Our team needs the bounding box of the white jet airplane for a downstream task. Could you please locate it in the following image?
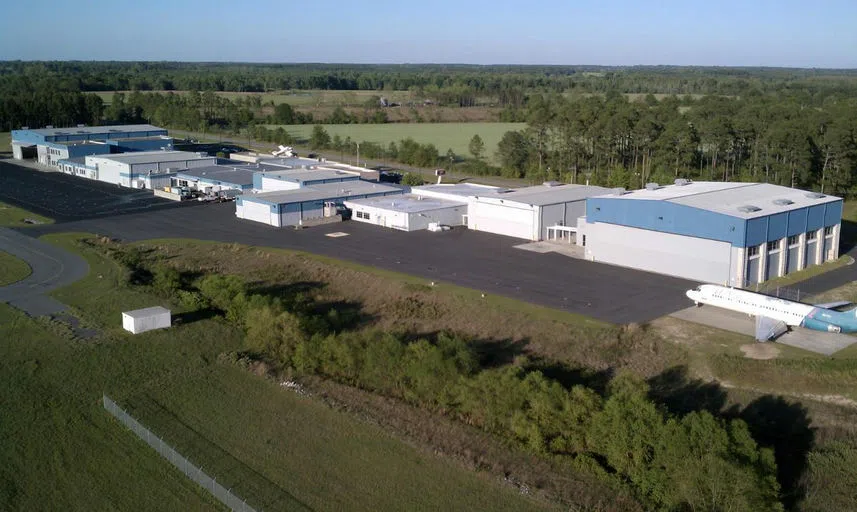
[686,284,854,341]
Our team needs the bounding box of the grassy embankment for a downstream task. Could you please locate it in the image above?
[267,122,525,166]
[0,201,53,227]
[0,251,31,286]
[0,232,553,511]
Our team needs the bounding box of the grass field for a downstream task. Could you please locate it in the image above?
[0,251,31,286]
[87,89,417,107]
[0,201,54,227]
[0,131,10,152]
[0,232,551,511]
[268,122,526,165]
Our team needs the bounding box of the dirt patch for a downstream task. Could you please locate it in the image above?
[740,343,780,360]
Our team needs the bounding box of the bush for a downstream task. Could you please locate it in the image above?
[151,265,183,297]
[401,173,425,186]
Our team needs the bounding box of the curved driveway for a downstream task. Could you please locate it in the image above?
[0,228,89,316]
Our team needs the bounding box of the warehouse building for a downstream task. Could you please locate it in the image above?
[253,168,361,191]
[236,181,404,227]
[344,194,468,231]
[174,165,257,192]
[10,124,169,166]
[84,151,216,188]
[465,183,610,241]
[411,183,503,202]
[580,180,843,285]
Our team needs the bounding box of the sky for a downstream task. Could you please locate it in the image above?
[1,0,855,68]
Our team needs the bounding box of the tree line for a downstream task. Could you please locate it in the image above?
[495,92,857,196]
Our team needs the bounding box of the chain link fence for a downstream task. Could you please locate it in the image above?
[103,394,257,512]
[752,283,804,302]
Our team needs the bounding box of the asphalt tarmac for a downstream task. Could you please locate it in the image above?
[25,202,698,324]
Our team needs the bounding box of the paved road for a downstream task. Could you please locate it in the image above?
[0,228,89,315]
[24,203,697,324]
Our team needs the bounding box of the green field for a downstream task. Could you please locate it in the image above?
[0,131,10,152]
[269,122,526,164]
[0,201,53,227]
[0,233,549,511]
[0,251,31,286]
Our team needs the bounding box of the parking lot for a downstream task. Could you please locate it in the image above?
[0,159,188,222]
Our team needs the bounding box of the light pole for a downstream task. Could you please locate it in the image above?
[356,142,360,167]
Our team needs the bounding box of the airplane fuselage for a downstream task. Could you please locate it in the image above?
[686,284,857,334]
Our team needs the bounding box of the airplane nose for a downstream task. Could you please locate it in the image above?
[686,290,698,301]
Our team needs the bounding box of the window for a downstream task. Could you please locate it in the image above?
[788,235,799,246]
[767,240,780,252]
[747,246,760,257]
[807,231,817,240]
[824,226,834,237]
[355,211,370,220]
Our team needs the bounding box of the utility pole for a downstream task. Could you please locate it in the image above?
[356,142,360,167]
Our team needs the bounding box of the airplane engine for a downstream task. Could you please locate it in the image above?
[802,317,842,333]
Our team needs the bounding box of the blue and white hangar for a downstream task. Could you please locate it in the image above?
[579,180,842,286]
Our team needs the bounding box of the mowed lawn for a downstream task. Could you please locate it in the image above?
[0,233,549,512]
[0,200,53,227]
[0,251,31,286]
[270,122,526,164]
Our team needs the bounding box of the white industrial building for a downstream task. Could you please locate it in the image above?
[122,306,172,334]
[580,180,843,285]
[344,194,468,231]
[84,151,216,188]
[236,181,405,227]
[253,168,361,191]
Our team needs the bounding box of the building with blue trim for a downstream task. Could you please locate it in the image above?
[83,151,217,188]
[236,181,405,227]
[11,124,171,168]
[578,180,842,286]
[174,165,257,192]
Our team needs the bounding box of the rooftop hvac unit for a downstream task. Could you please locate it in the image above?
[805,192,826,199]
[674,178,691,186]
[644,182,661,190]
[543,181,562,187]
[611,187,628,195]
[772,198,794,206]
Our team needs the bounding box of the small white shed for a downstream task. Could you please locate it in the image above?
[122,306,172,334]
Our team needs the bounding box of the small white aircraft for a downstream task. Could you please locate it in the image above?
[686,284,854,341]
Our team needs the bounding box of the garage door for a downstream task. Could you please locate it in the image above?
[239,200,273,225]
[805,240,818,266]
[468,202,535,240]
[588,222,733,284]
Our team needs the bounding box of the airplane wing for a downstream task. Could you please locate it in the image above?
[755,315,788,341]
[813,300,852,310]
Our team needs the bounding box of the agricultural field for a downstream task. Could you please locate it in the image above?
[0,251,31,286]
[270,122,526,165]
[0,233,552,511]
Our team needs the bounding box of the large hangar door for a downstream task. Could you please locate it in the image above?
[746,258,761,285]
[469,202,535,240]
[765,250,782,280]
[240,201,272,225]
[805,240,818,266]
[787,245,800,273]
[588,223,733,284]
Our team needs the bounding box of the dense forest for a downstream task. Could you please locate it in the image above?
[1,61,856,195]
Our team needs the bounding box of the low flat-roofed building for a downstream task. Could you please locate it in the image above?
[236,181,404,227]
[411,183,504,201]
[253,168,361,191]
[174,165,257,192]
[580,180,843,285]
[85,150,216,188]
[344,194,468,231]
[11,124,168,165]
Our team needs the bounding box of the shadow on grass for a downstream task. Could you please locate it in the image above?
[173,308,220,325]
[526,359,613,395]
[839,219,857,255]
[646,365,815,509]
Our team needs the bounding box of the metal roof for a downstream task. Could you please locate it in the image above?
[260,169,359,183]
[122,306,171,318]
[175,165,257,186]
[89,150,212,165]
[246,181,404,205]
[602,181,841,219]
[344,194,466,213]
[480,184,612,206]
[28,124,164,136]
[412,183,504,198]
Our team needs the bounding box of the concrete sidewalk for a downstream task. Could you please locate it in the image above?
[0,228,89,315]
